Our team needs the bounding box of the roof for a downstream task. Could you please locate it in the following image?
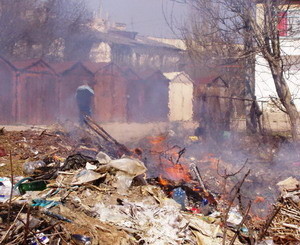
[0,56,17,71]
[12,59,56,74]
[91,29,182,51]
[51,61,109,74]
[195,76,218,85]
[82,61,108,74]
[163,72,182,80]
[163,71,194,84]
[51,61,94,76]
[122,67,141,81]
[95,62,124,75]
[195,75,228,87]
[51,61,76,74]
[12,59,41,70]
[135,36,182,50]
[144,70,169,82]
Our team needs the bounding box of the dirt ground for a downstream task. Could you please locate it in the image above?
[0,121,198,143]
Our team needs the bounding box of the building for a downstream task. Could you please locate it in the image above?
[164,72,194,121]
[255,0,300,131]
[0,57,17,124]
[88,29,185,72]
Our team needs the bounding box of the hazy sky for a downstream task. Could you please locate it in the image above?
[88,0,188,38]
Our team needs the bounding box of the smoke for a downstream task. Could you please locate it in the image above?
[101,0,188,37]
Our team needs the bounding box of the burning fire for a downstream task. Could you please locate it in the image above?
[164,164,192,182]
[148,135,192,183]
[148,135,167,145]
[158,175,170,186]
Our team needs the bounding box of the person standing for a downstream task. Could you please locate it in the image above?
[76,81,94,125]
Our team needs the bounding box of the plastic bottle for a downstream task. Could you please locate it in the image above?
[18,180,48,195]
[71,234,92,245]
[23,160,46,175]
[172,187,187,208]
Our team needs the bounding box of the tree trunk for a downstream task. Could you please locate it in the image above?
[270,63,300,140]
[244,15,261,134]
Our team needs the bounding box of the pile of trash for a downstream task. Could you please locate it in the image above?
[1,121,299,244]
[0,150,243,244]
[262,177,300,243]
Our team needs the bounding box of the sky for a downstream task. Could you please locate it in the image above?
[87,0,188,38]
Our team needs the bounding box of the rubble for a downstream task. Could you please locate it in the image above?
[261,177,300,243]
[0,124,299,244]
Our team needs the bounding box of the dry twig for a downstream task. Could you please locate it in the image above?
[0,203,26,244]
[258,205,281,241]
[222,170,251,245]
[229,201,252,245]
[7,150,14,223]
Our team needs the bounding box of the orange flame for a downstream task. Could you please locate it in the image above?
[148,135,192,183]
[164,164,192,182]
[158,175,170,186]
[148,135,167,145]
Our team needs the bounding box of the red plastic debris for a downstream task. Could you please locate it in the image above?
[188,207,201,214]
[0,148,6,157]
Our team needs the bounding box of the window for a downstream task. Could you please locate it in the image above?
[278,12,288,36]
[278,9,300,37]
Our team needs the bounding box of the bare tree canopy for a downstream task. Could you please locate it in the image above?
[0,0,89,59]
[182,0,300,140]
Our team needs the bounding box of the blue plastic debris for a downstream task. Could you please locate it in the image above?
[201,198,209,206]
[31,199,60,209]
[43,210,72,223]
[240,227,249,233]
[172,187,187,208]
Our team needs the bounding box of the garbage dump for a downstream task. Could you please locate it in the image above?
[0,122,299,244]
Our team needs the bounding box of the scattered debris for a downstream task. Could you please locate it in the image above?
[23,160,46,175]
[261,177,300,243]
[0,125,299,244]
[276,177,299,194]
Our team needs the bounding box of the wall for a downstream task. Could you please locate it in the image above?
[58,64,95,123]
[93,64,128,122]
[255,54,300,110]
[89,41,184,73]
[0,59,197,125]
[89,42,112,63]
[168,73,194,121]
[260,101,291,132]
[0,59,16,124]
[17,72,58,124]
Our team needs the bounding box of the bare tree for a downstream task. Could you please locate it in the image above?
[0,0,89,60]
[0,0,38,55]
[34,0,89,59]
[182,0,300,140]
